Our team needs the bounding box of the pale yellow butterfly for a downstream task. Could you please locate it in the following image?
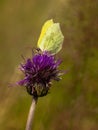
[37,19,64,54]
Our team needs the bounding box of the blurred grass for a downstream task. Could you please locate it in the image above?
[0,0,98,130]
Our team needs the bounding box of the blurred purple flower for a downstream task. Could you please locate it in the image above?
[18,49,63,97]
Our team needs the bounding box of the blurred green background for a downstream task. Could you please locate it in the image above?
[0,0,98,130]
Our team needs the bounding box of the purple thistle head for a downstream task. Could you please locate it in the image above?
[18,49,63,97]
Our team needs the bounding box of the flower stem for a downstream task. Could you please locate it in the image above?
[25,97,38,130]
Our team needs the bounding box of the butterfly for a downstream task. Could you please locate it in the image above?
[37,19,64,55]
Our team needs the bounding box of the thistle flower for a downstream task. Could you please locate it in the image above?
[18,50,62,97]
[17,19,64,98]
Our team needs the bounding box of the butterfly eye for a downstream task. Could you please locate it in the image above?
[36,48,41,52]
